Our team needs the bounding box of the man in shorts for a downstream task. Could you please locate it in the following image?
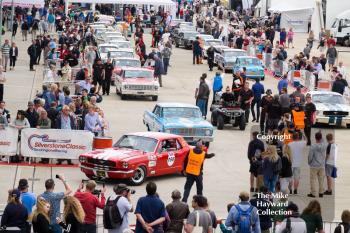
[288,132,306,194]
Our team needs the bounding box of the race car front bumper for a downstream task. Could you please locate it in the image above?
[80,165,134,179]
[315,115,350,127]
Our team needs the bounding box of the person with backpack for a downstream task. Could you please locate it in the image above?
[225,191,261,233]
[74,180,106,233]
[184,195,213,233]
[104,184,133,233]
[275,202,307,233]
[334,210,350,233]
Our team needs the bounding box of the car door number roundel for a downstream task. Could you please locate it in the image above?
[167,151,175,166]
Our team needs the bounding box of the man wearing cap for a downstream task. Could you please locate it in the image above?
[182,140,215,203]
[40,174,72,233]
[74,180,106,233]
[275,202,307,233]
[166,190,190,233]
[25,101,39,128]
[107,184,133,233]
[18,179,36,233]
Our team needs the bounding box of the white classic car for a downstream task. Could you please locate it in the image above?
[116,67,159,101]
[310,91,350,127]
[98,44,119,62]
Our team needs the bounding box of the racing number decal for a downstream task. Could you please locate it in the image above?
[167,151,175,166]
[148,155,157,167]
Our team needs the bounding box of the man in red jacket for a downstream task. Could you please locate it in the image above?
[74,180,106,233]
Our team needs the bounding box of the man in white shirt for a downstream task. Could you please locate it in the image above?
[275,203,307,233]
[339,61,348,80]
[324,133,337,195]
[108,184,133,233]
[288,132,306,195]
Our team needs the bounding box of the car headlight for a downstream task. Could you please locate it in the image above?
[205,129,212,136]
[122,84,128,90]
[154,85,159,90]
[79,156,87,163]
[316,110,321,115]
[122,161,128,168]
[165,129,171,133]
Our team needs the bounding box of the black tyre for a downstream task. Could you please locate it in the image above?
[175,42,179,48]
[217,115,224,130]
[129,166,146,185]
[345,38,350,47]
[204,142,210,148]
[211,113,217,126]
[239,115,246,130]
[233,118,239,127]
[152,96,158,101]
[121,94,127,100]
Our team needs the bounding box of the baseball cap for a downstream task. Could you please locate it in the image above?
[113,183,128,194]
[18,179,29,189]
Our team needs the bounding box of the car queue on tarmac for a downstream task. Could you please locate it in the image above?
[0,0,350,233]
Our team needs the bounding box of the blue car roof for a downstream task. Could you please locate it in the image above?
[157,103,199,108]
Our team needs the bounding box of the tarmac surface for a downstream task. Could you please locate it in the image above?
[0,29,350,230]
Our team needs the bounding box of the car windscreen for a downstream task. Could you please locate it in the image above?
[116,42,131,48]
[224,51,247,58]
[124,70,153,79]
[99,46,116,53]
[115,60,141,67]
[114,135,158,153]
[238,58,261,66]
[107,37,124,41]
[109,51,134,58]
[183,32,198,38]
[205,40,223,46]
[312,94,346,105]
[162,107,202,118]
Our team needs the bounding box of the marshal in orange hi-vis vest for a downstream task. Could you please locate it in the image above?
[185,149,205,176]
[292,110,305,130]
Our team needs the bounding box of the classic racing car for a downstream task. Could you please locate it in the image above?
[79,132,191,185]
[210,92,246,130]
[115,67,159,101]
[143,103,214,146]
[215,48,247,72]
[309,91,350,127]
[173,30,200,49]
[111,57,141,85]
[233,56,265,80]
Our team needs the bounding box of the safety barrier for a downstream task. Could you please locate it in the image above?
[0,128,94,162]
[43,67,81,82]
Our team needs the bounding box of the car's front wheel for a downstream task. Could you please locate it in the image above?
[129,166,146,185]
[121,94,127,100]
[152,96,158,101]
[217,115,224,130]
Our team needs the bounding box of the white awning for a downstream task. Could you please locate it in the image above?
[2,0,45,8]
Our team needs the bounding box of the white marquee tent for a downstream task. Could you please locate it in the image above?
[267,0,323,35]
[65,0,176,16]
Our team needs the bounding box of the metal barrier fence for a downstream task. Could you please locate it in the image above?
[0,212,342,233]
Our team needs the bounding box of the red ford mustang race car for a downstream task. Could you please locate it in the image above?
[79,132,192,185]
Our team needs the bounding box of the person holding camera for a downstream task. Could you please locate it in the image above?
[74,180,106,233]
[40,174,72,233]
[107,184,134,233]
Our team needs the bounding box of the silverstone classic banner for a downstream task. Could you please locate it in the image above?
[2,0,45,8]
[0,127,19,156]
[21,129,94,159]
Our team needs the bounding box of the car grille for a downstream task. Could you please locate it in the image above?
[323,111,349,116]
[168,128,210,136]
[126,85,155,90]
[87,158,116,169]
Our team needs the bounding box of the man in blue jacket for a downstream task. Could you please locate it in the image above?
[251,79,265,122]
[212,72,223,104]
